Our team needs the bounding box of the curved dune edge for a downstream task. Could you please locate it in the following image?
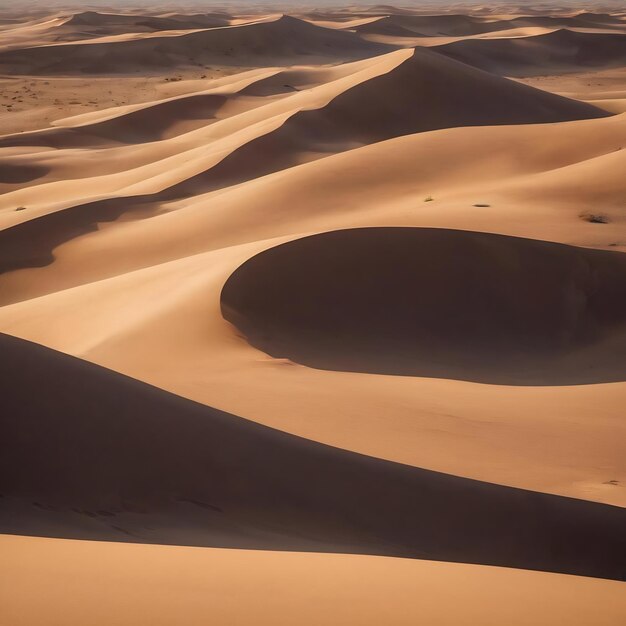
[0,116,624,508]
[0,15,393,74]
[1,111,624,300]
[0,236,624,507]
[1,333,625,580]
[353,11,626,39]
[3,535,626,626]
[0,46,606,200]
[221,228,626,385]
[0,10,234,51]
[436,29,626,75]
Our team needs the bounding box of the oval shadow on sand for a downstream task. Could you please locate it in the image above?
[221,227,626,386]
[0,161,50,184]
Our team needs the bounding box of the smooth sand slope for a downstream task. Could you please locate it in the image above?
[0,11,234,51]
[0,48,609,231]
[0,15,392,74]
[3,535,626,626]
[64,10,231,31]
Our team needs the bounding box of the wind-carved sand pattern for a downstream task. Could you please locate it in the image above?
[0,3,625,625]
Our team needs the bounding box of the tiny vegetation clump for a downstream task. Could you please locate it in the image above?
[582,213,609,224]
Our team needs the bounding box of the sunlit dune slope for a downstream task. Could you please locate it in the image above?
[0,47,608,206]
[0,15,392,74]
[3,535,626,626]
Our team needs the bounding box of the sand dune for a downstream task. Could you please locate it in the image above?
[437,28,626,75]
[0,224,623,511]
[0,112,623,515]
[351,11,626,40]
[65,10,230,31]
[276,47,609,143]
[1,110,623,296]
[353,15,429,37]
[0,67,279,149]
[120,46,609,194]
[354,13,517,37]
[0,15,391,75]
[1,4,625,623]
[0,47,607,203]
[0,11,231,52]
[1,333,624,579]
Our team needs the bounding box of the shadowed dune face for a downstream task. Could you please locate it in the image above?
[64,10,230,32]
[437,29,626,76]
[0,333,625,581]
[355,13,514,37]
[53,93,232,144]
[281,48,610,146]
[221,228,626,385]
[0,160,49,184]
[0,15,393,75]
[354,12,626,39]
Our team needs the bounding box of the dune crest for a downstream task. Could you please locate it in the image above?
[0,15,392,74]
[437,28,626,75]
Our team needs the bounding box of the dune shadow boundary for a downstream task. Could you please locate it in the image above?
[221,227,626,386]
[0,333,624,580]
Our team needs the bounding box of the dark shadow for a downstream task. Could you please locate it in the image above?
[70,94,229,144]
[221,228,626,386]
[0,193,157,276]
[0,333,624,580]
[0,95,228,149]
[0,161,50,184]
[436,29,626,77]
[0,16,393,76]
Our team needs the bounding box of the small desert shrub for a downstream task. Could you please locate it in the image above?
[582,213,609,224]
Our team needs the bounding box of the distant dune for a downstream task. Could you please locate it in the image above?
[159,46,610,193]
[354,13,515,37]
[437,29,626,75]
[65,10,230,31]
[0,15,392,74]
[0,46,607,207]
